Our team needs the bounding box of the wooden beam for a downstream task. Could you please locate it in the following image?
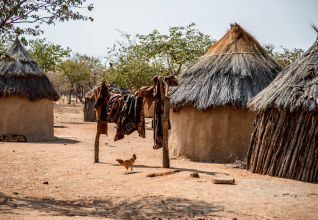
[162,78,170,168]
[94,132,100,163]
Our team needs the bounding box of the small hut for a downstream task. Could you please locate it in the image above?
[84,89,97,122]
[0,39,60,141]
[169,23,282,162]
[83,84,131,122]
[246,29,318,182]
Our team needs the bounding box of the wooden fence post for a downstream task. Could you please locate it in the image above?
[162,78,170,168]
[94,132,100,163]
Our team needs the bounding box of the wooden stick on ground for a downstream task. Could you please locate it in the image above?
[94,132,100,163]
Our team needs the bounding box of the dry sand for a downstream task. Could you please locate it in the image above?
[0,103,318,220]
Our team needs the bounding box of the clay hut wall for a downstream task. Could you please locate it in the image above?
[169,106,256,162]
[168,23,281,162]
[0,97,54,141]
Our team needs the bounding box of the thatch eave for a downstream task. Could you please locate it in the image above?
[248,38,318,113]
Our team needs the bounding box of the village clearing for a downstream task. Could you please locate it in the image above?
[0,102,318,220]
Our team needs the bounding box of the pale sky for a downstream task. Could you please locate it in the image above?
[22,0,318,58]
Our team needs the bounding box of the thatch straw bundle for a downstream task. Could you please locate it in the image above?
[248,38,318,112]
[0,39,60,101]
[246,33,318,182]
[170,23,282,110]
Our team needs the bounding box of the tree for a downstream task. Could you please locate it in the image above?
[57,53,104,103]
[105,23,215,89]
[136,23,216,76]
[27,38,72,71]
[0,0,93,44]
[0,42,9,56]
[276,47,305,68]
[263,43,304,68]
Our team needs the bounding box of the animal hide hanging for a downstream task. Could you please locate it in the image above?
[94,81,110,135]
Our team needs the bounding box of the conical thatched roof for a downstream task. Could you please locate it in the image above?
[170,23,282,110]
[0,39,60,101]
[248,37,318,113]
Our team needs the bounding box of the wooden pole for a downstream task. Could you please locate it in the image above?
[162,78,170,168]
[94,132,100,163]
[162,97,170,168]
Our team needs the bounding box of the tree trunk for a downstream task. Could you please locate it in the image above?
[68,90,72,104]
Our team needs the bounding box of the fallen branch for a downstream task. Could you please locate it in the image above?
[146,169,180,177]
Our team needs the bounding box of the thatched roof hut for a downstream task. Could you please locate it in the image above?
[83,84,134,122]
[0,39,59,141]
[84,89,97,122]
[246,31,318,182]
[168,23,282,162]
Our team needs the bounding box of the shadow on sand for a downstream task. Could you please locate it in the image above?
[99,162,228,176]
[0,192,239,219]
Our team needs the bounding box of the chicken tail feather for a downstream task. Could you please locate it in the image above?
[116,159,123,164]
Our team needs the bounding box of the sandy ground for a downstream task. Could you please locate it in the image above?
[1,102,318,220]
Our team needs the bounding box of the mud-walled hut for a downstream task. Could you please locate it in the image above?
[83,83,131,122]
[169,23,282,162]
[0,39,60,141]
[84,89,97,122]
[246,29,318,182]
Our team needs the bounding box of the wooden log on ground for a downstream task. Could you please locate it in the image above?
[146,169,180,177]
[212,178,235,184]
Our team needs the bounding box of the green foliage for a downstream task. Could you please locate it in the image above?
[27,38,71,71]
[263,43,304,68]
[0,0,94,44]
[105,23,215,89]
[56,53,105,102]
[136,23,215,75]
[276,47,305,68]
[0,43,9,57]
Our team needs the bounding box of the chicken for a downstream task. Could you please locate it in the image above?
[116,154,136,172]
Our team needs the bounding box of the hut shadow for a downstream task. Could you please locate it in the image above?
[171,167,228,176]
[53,126,68,128]
[98,162,161,169]
[0,193,243,219]
[38,137,80,144]
[60,122,87,125]
[124,171,140,175]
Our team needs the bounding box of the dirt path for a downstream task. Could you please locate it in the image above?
[0,104,318,220]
